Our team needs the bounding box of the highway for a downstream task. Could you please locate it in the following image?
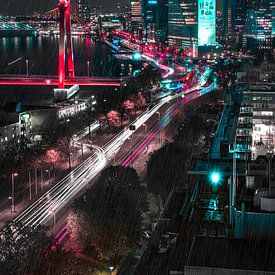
[11,79,208,229]
[2,36,214,235]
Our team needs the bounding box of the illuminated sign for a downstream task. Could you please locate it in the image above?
[272,10,275,35]
[198,0,216,46]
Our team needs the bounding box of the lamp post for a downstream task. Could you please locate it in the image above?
[109,266,114,275]
[49,209,56,229]
[11,173,18,212]
[87,61,90,77]
[26,59,29,76]
[143,123,147,136]
[29,171,32,201]
[35,168,38,196]
[128,136,133,152]
[45,169,50,184]
[81,141,84,158]
[156,111,161,145]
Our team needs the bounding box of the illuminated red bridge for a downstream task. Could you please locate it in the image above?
[1,0,123,89]
[0,75,122,87]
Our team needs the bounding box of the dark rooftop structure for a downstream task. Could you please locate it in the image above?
[185,236,275,274]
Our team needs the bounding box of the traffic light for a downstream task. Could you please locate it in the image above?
[209,170,222,186]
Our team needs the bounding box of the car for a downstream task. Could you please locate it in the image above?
[141,231,152,240]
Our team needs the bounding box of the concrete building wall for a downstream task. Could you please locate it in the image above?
[233,207,275,239]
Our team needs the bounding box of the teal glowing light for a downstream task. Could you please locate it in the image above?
[209,171,222,185]
[198,0,216,46]
[133,69,140,76]
[132,52,142,60]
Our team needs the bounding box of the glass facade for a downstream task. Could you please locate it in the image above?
[168,0,197,55]
[198,0,216,46]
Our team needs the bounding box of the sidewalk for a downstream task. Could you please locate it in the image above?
[0,142,94,229]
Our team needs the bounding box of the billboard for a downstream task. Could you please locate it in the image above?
[198,0,216,46]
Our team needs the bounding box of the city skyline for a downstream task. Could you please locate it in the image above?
[0,0,128,15]
[0,0,275,274]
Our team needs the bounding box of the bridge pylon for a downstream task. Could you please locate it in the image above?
[58,0,75,89]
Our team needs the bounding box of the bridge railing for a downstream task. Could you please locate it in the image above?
[0,74,130,82]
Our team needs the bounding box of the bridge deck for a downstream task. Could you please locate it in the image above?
[0,75,123,87]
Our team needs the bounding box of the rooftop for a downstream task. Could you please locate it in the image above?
[186,236,275,273]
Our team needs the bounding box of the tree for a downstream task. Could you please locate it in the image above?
[0,222,51,274]
[68,166,146,264]
[146,143,187,203]
[106,110,121,128]
[44,148,62,170]
[57,138,76,169]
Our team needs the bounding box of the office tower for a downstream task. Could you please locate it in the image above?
[142,0,168,43]
[198,0,216,46]
[245,10,273,54]
[223,0,233,41]
[168,0,198,55]
[143,0,158,40]
[130,0,143,35]
[76,0,90,23]
[155,0,169,43]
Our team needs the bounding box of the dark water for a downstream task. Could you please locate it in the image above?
[0,36,121,76]
[0,36,138,107]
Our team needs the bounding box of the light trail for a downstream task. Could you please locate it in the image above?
[45,83,216,247]
[6,48,214,238]
[11,86,195,229]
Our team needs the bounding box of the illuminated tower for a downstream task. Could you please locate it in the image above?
[198,0,216,46]
[168,0,198,54]
[130,0,143,36]
[58,0,75,89]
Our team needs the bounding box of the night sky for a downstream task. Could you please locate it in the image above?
[0,0,126,15]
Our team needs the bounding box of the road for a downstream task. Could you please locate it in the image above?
[9,77,214,232]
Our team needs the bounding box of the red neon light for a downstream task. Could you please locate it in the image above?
[58,0,75,88]
[0,80,121,87]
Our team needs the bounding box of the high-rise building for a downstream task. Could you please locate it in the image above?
[198,0,216,46]
[242,0,275,55]
[223,0,233,42]
[245,9,273,54]
[130,0,143,35]
[168,0,198,55]
[143,0,158,40]
[142,0,168,43]
[155,0,169,43]
[76,0,90,23]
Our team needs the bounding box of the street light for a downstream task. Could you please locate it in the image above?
[87,61,90,77]
[156,112,161,145]
[26,59,29,76]
[29,171,32,201]
[109,266,114,274]
[49,209,56,229]
[156,111,160,120]
[128,136,133,152]
[11,172,18,212]
[45,169,51,184]
[143,123,147,135]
